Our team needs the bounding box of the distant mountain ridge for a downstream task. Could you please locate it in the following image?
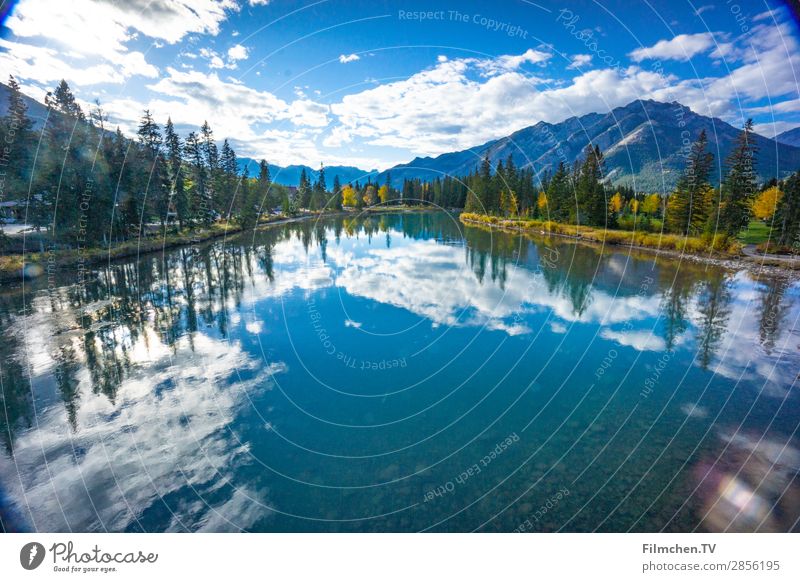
[776,127,800,148]
[237,158,377,188]
[376,99,800,192]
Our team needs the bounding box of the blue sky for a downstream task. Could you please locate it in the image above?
[1,0,799,170]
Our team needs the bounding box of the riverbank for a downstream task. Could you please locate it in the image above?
[459,212,800,275]
[0,211,340,283]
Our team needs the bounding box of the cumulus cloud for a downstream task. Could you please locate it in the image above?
[329,54,673,155]
[93,67,336,166]
[0,38,156,86]
[481,48,551,75]
[1,0,237,86]
[567,54,593,70]
[629,32,716,62]
[339,53,361,64]
[8,0,235,47]
[228,44,249,61]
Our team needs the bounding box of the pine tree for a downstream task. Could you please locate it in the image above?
[776,172,800,247]
[478,153,494,213]
[46,79,84,119]
[310,164,327,210]
[332,175,342,210]
[257,159,273,211]
[544,162,571,223]
[137,110,162,157]
[666,129,714,235]
[719,119,758,237]
[164,118,188,228]
[185,131,212,225]
[576,145,609,226]
[298,168,311,208]
[2,76,36,209]
[219,139,238,216]
[237,165,259,229]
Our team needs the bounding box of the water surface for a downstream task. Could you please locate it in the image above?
[1,211,798,532]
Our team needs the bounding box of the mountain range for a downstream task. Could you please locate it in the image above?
[236,158,376,188]
[776,127,800,148]
[375,99,800,192]
[4,81,799,193]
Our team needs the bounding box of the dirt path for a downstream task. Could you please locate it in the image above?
[742,244,800,267]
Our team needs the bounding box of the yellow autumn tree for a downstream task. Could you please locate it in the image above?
[509,192,519,217]
[752,186,783,221]
[630,198,640,214]
[341,184,357,207]
[642,193,661,215]
[610,192,623,213]
[537,191,547,213]
[378,184,390,204]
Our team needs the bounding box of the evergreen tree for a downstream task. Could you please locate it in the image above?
[1,76,36,216]
[164,118,188,228]
[576,145,609,226]
[136,110,170,226]
[257,159,273,211]
[478,153,494,213]
[719,119,758,237]
[219,139,238,216]
[237,165,259,229]
[310,164,327,210]
[137,110,162,157]
[332,175,342,210]
[776,172,800,247]
[666,129,714,235]
[45,79,84,119]
[298,168,311,208]
[185,131,212,225]
[544,162,571,222]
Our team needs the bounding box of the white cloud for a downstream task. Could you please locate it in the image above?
[0,38,155,86]
[1,0,237,86]
[95,68,337,166]
[567,54,593,70]
[600,328,666,352]
[199,47,231,70]
[486,48,551,73]
[228,44,249,61]
[629,32,716,62]
[329,55,673,156]
[754,8,781,22]
[287,99,331,127]
[326,14,795,158]
[339,53,361,64]
[753,120,800,139]
[8,0,236,46]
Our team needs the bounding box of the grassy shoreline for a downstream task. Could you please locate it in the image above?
[458,212,800,272]
[460,212,739,252]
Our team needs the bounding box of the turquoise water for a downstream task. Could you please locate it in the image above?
[1,211,798,532]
